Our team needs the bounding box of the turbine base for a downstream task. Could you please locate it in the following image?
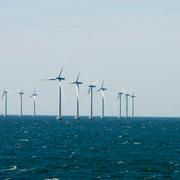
[74,116,80,120]
[88,116,93,119]
[56,116,63,120]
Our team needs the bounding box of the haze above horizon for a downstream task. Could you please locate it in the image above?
[0,0,180,117]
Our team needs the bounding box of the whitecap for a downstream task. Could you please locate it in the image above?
[6,166,17,171]
[118,135,122,138]
[117,161,124,164]
[20,139,29,142]
[133,142,141,145]
[45,178,59,180]
[122,141,129,144]
[96,176,102,179]
[19,169,27,172]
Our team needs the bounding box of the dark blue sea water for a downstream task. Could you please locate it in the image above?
[0,116,180,179]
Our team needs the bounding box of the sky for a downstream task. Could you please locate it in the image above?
[0,0,180,117]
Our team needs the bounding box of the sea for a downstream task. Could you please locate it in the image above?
[0,116,180,180]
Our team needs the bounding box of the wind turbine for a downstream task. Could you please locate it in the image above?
[2,90,12,117]
[131,93,136,118]
[125,93,130,118]
[30,90,38,117]
[46,66,65,120]
[97,81,107,119]
[117,91,124,119]
[70,73,83,119]
[88,81,97,119]
[19,91,25,117]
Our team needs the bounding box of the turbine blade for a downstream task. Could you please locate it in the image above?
[101,90,106,106]
[76,72,80,82]
[101,80,104,89]
[87,87,91,96]
[60,82,66,101]
[102,90,105,98]
[69,82,75,84]
[1,93,5,99]
[18,95,21,109]
[44,78,57,81]
[76,85,79,98]
[58,66,64,77]
[116,94,120,103]
[33,96,37,102]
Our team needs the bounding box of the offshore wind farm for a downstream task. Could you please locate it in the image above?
[0,0,180,179]
[0,65,136,119]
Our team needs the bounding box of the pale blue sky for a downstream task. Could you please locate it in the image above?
[0,0,180,117]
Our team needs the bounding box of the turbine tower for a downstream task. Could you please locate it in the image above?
[31,90,38,117]
[70,73,83,119]
[117,91,124,118]
[131,93,136,118]
[97,81,107,119]
[19,91,25,117]
[88,82,97,119]
[2,90,11,117]
[125,93,130,118]
[46,66,65,120]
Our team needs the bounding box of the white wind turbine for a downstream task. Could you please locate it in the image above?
[131,93,136,118]
[88,81,97,119]
[70,73,83,119]
[46,66,65,120]
[19,91,25,117]
[125,93,130,118]
[30,90,38,117]
[97,81,107,119]
[2,90,12,117]
[117,90,125,118]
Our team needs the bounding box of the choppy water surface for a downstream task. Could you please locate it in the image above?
[0,116,180,179]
